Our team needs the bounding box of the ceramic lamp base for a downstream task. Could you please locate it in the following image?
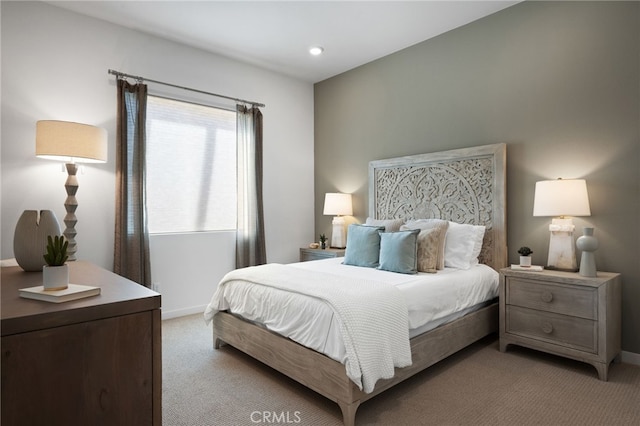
[546,218,578,272]
[330,216,347,248]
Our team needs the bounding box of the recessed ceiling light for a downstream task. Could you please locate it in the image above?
[309,46,324,56]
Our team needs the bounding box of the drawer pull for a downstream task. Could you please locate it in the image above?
[541,291,553,303]
[541,322,554,334]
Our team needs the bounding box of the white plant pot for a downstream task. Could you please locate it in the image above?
[519,256,532,267]
[43,264,69,291]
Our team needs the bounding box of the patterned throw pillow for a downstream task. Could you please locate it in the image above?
[416,228,441,273]
[401,219,449,270]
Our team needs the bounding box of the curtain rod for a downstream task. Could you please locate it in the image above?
[107,69,265,108]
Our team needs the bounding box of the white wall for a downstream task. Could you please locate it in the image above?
[149,232,236,318]
[1,1,315,318]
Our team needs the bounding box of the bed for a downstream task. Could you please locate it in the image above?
[206,143,507,425]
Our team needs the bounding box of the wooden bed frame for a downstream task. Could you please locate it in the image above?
[213,143,507,425]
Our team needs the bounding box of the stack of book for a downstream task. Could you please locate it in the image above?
[19,284,100,303]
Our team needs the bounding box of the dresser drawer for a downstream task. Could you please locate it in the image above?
[506,278,597,320]
[506,306,597,353]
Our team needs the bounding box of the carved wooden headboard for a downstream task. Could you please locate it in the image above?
[368,143,507,271]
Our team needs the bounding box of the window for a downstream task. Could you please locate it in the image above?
[146,96,236,234]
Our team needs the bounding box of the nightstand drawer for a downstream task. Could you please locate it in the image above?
[299,247,345,262]
[506,306,597,353]
[301,251,332,261]
[507,278,597,320]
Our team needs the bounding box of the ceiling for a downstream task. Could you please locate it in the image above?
[48,1,520,83]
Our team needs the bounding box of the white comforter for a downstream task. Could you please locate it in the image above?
[205,263,412,393]
[204,258,499,392]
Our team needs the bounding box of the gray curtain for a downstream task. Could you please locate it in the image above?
[236,105,266,268]
[114,80,152,287]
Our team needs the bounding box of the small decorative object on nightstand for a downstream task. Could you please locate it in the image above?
[576,227,599,277]
[499,268,621,381]
[319,233,328,250]
[517,246,533,267]
[300,247,345,262]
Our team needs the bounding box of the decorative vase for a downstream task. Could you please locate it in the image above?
[519,256,532,267]
[321,241,327,250]
[576,227,598,277]
[43,264,69,291]
[13,210,62,272]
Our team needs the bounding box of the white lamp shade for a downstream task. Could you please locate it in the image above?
[533,179,591,217]
[323,193,353,216]
[36,120,108,163]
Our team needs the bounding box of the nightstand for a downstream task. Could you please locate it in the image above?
[300,247,345,262]
[499,268,621,381]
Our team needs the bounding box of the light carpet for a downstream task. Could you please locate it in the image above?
[163,314,640,426]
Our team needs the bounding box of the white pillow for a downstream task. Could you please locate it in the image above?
[444,222,486,269]
[365,217,404,232]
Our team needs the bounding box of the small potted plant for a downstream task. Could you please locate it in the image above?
[319,233,328,249]
[517,246,533,267]
[42,235,69,290]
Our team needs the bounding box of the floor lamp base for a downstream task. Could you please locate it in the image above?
[64,163,79,261]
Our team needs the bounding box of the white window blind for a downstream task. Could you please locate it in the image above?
[146,96,236,234]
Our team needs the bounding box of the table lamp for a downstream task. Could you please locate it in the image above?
[36,120,108,260]
[323,193,353,248]
[533,178,591,271]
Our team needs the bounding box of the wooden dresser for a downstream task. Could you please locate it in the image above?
[1,261,162,425]
[499,268,621,381]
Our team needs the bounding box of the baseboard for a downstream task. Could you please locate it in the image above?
[621,350,640,366]
[161,304,208,320]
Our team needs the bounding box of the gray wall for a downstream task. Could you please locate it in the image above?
[314,1,640,353]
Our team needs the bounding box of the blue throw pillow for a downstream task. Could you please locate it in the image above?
[378,229,420,274]
[343,224,385,268]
